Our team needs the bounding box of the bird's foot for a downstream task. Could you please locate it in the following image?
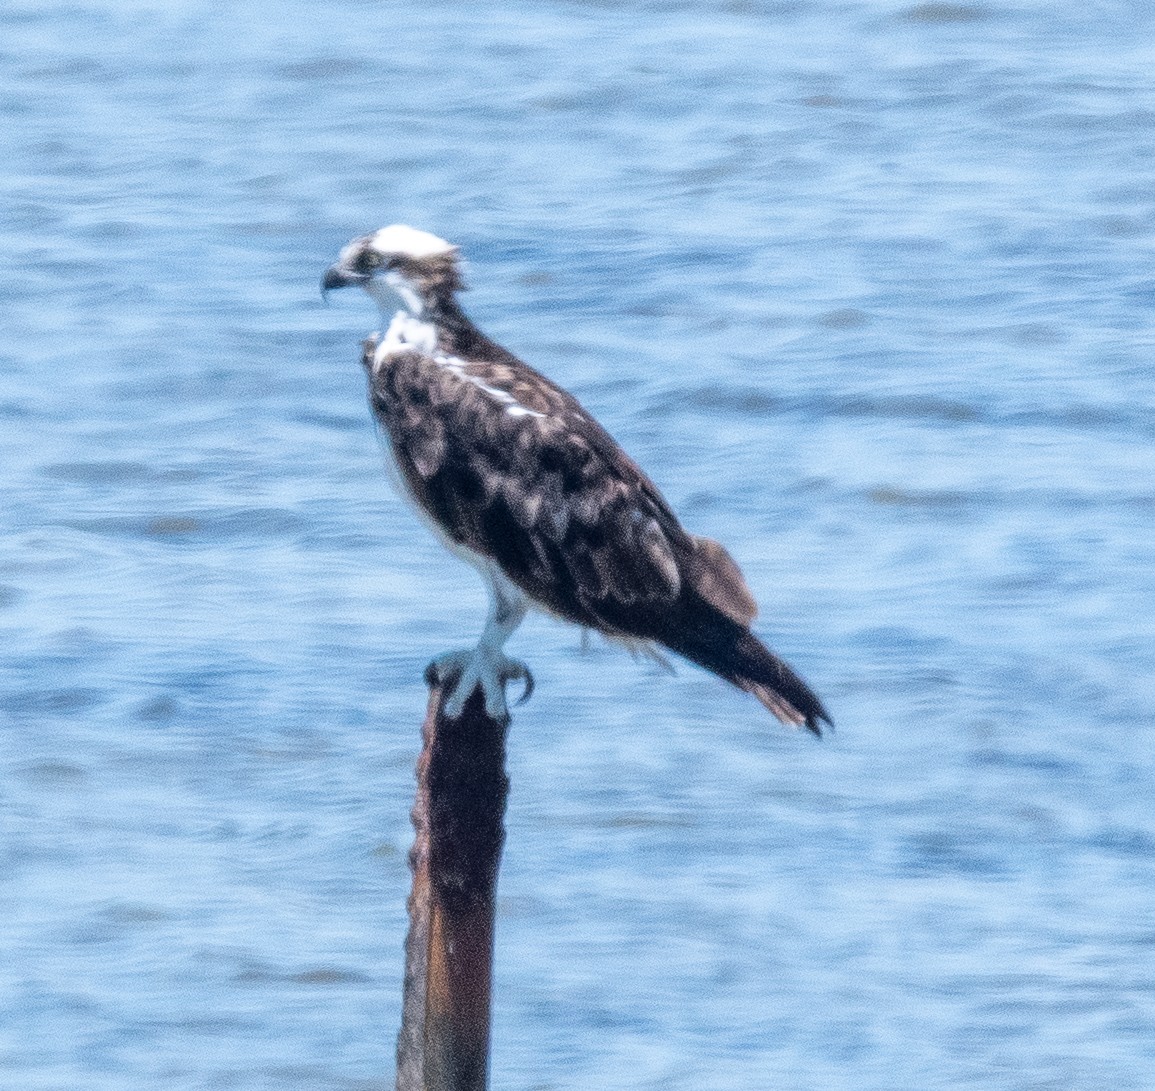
[425,648,534,721]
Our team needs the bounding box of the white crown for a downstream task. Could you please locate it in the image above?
[370,224,456,259]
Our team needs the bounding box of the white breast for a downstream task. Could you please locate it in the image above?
[376,310,437,366]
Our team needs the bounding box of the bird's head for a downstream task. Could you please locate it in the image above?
[322,224,463,317]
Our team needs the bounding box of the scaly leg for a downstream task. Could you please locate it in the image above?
[427,577,533,720]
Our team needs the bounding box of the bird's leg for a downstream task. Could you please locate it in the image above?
[427,583,532,721]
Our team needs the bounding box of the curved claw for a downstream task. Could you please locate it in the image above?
[424,651,468,692]
[503,660,535,707]
[427,649,534,720]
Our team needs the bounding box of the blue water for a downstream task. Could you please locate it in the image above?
[3,1,1155,1087]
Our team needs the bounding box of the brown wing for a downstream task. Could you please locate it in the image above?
[368,347,829,732]
[369,347,693,625]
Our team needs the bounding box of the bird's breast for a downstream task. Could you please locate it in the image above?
[375,311,437,370]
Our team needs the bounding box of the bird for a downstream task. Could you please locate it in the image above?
[323,225,831,733]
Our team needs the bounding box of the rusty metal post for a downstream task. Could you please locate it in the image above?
[396,670,511,1091]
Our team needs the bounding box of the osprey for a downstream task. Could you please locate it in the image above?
[323,225,831,733]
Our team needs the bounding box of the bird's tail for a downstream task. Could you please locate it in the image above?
[662,605,831,735]
[729,628,831,734]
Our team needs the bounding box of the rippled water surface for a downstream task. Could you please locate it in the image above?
[3,1,1155,1088]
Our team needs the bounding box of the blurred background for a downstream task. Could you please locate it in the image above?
[2,1,1154,1087]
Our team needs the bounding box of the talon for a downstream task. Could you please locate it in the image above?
[426,648,533,721]
[504,661,534,706]
[426,649,473,716]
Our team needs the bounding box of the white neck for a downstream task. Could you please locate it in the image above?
[380,309,437,357]
[385,271,424,315]
[364,271,426,323]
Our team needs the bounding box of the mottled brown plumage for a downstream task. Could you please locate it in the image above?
[327,226,830,731]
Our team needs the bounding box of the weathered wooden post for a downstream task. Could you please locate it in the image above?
[396,665,516,1091]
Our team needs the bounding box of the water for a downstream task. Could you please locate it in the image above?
[2,1,1154,1087]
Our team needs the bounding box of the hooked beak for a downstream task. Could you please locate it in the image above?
[321,263,367,296]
